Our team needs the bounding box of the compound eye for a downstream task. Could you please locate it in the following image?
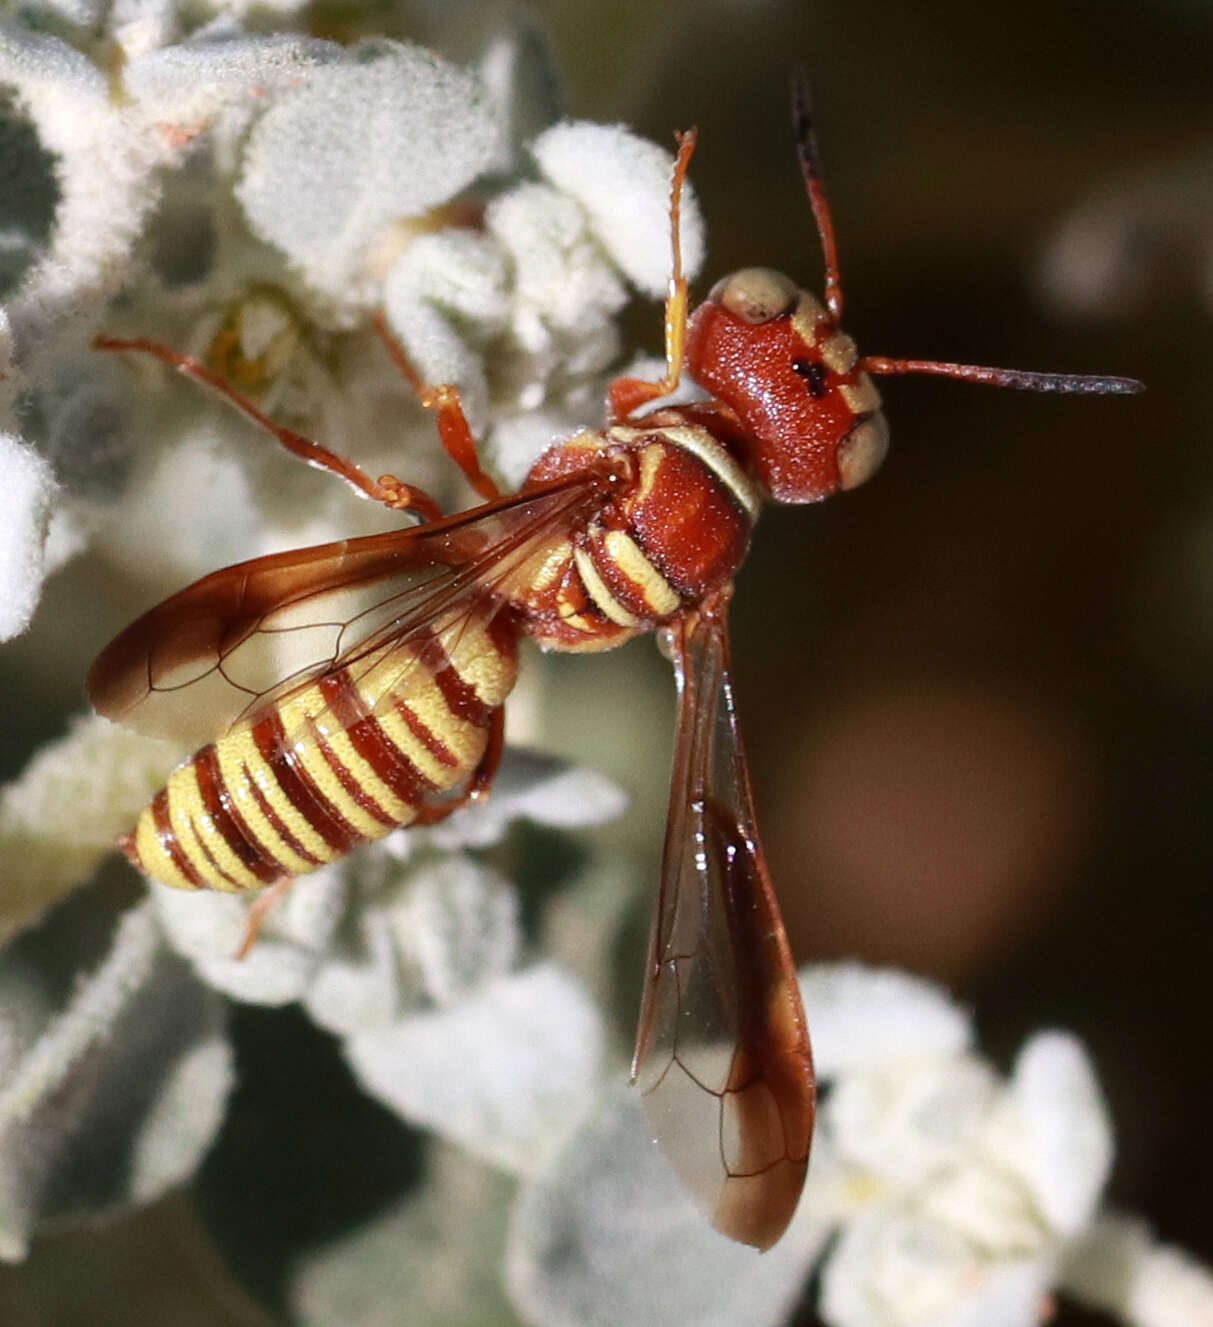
[708,268,799,324]
[837,412,890,490]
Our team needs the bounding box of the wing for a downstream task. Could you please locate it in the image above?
[632,599,815,1250]
[88,472,609,745]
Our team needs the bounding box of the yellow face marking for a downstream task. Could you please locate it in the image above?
[837,414,890,491]
[602,529,681,617]
[214,731,316,875]
[820,332,858,374]
[838,375,881,414]
[573,545,642,627]
[790,294,825,354]
[133,809,198,891]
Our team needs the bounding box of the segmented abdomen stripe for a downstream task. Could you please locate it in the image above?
[148,788,207,890]
[256,708,363,857]
[124,611,519,894]
[240,755,326,870]
[417,626,499,727]
[195,745,283,885]
[317,670,441,810]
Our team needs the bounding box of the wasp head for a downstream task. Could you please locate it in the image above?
[684,267,889,504]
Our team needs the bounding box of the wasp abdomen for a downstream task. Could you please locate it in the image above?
[126,610,518,892]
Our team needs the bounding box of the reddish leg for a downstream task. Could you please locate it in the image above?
[235,877,293,960]
[94,334,445,521]
[372,312,501,502]
[608,127,699,422]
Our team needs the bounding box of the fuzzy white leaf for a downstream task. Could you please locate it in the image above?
[1062,1212,1213,1327]
[127,1036,231,1203]
[123,33,339,120]
[0,434,57,640]
[153,866,346,1005]
[486,182,628,340]
[800,963,973,1078]
[507,1088,829,1327]
[477,13,563,159]
[489,406,587,489]
[301,903,404,1037]
[976,1031,1113,1237]
[0,900,232,1260]
[384,228,510,327]
[104,0,180,61]
[344,962,602,1175]
[0,25,172,374]
[236,40,505,300]
[917,1164,1047,1255]
[291,1145,516,1327]
[391,855,520,1006]
[32,353,129,505]
[0,903,161,1128]
[819,1203,1054,1327]
[0,716,184,943]
[381,228,508,436]
[823,1055,999,1192]
[422,748,627,852]
[383,293,491,436]
[531,121,705,297]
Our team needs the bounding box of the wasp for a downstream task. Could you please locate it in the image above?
[88,77,1141,1250]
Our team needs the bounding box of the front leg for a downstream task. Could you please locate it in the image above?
[95,334,446,521]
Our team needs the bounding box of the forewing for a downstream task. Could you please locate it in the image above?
[88,474,606,745]
[632,604,815,1250]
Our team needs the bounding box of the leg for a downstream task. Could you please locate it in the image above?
[235,877,293,960]
[791,70,845,321]
[372,313,501,503]
[608,127,699,422]
[94,335,445,522]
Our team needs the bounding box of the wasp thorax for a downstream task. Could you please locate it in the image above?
[708,268,800,324]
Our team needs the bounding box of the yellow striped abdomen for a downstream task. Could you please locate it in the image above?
[126,611,517,892]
